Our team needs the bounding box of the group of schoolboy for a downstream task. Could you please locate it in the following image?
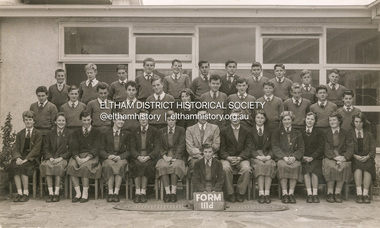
[11,58,375,207]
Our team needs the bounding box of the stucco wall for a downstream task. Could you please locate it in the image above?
[0,18,62,131]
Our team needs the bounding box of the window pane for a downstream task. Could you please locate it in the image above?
[363,112,380,147]
[136,69,192,80]
[327,29,380,64]
[199,27,255,63]
[64,27,129,55]
[263,38,319,64]
[136,37,192,54]
[326,70,380,106]
[66,64,122,87]
[264,70,320,88]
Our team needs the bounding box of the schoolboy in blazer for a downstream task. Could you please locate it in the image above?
[219,59,240,96]
[192,145,224,192]
[219,110,252,203]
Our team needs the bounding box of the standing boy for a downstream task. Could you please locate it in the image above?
[191,60,211,100]
[79,63,105,105]
[247,62,269,99]
[310,85,337,129]
[326,68,347,108]
[30,86,58,136]
[108,65,128,102]
[48,69,69,111]
[337,90,361,132]
[60,85,87,131]
[220,59,240,96]
[163,59,191,100]
[269,64,293,101]
[135,58,159,102]
[283,83,311,130]
[300,69,317,104]
[120,81,142,131]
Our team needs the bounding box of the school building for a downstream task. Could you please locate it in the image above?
[0,0,379,149]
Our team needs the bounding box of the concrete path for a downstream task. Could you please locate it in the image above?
[1,196,379,227]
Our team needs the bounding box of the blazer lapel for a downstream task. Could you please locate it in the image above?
[21,129,26,151]
[173,128,179,145]
[363,131,368,146]
[228,126,238,147]
[203,125,212,144]
[252,127,259,144]
[136,128,142,150]
[351,130,358,144]
[194,125,202,145]
[280,128,289,150]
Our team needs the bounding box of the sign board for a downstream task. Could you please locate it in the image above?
[193,192,225,211]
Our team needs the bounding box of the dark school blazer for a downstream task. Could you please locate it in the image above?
[130,125,160,161]
[43,127,72,160]
[99,129,131,162]
[192,158,224,192]
[219,125,253,160]
[271,126,304,161]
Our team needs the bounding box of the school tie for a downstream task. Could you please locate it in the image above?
[174,74,178,81]
[141,126,147,134]
[239,93,244,100]
[203,76,208,82]
[331,84,336,91]
[333,130,339,147]
[254,76,259,82]
[306,128,311,136]
[266,97,271,102]
[169,127,173,135]
[347,107,351,112]
[84,128,89,137]
[305,85,310,92]
[295,99,300,106]
[115,130,119,137]
[88,80,93,88]
[57,130,63,147]
[26,129,31,139]
[39,102,44,108]
[320,102,325,108]
[58,84,63,91]
[72,103,75,108]
[212,91,217,99]
[200,123,205,142]
[358,131,362,139]
[207,159,212,167]
[286,127,291,144]
[258,127,263,136]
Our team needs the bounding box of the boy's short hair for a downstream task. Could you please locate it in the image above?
[290,83,301,92]
[329,111,343,126]
[316,85,328,93]
[198,60,210,67]
[151,75,162,85]
[329,68,340,76]
[55,112,66,121]
[68,85,79,93]
[342,90,354,98]
[200,144,213,153]
[22,110,35,121]
[236,77,247,85]
[209,74,221,82]
[274,63,285,70]
[300,69,312,78]
[55,69,65,76]
[172,59,182,66]
[84,63,97,72]
[251,62,262,69]
[125,80,137,90]
[225,59,237,67]
[143,57,155,66]
[116,65,128,72]
[80,110,91,120]
[96,82,109,92]
[36,86,48,95]
[262,81,275,88]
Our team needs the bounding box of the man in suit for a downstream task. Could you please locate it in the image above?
[186,108,220,172]
[99,117,131,203]
[219,59,240,96]
[219,110,253,203]
[192,144,224,192]
[130,110,160,203]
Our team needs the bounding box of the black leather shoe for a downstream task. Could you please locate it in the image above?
[313,195,320,203]
[334,194,342,203]
[171,194,177,203]
[356,195,363,204]
[289,194,296,204]
[282,194,289,204]
[164,194,171,203]
[326,193,334,203]
[107,194,113,203]
[72,197,81,203]
[19,194,29,202]
[363,195,370,204]
[258,195,265,204]
[265,195,271,204]
[133,194,140,203]
[236,194,244,203]
[140,194,147,203]
[306,195,313,203]
[46,195,54,203]
[13,194,22,202]
[80,197,89,203]
[227,194,236,203]
[113,194,120,203]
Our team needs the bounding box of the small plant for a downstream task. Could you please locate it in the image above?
[0,112,16,170]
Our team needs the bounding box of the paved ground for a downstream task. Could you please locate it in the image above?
[1,194,380,228]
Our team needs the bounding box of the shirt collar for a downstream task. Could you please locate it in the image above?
[252,75,262,81]
[119,79,128,84]
[97,98,107,104]
[238,92,248,99]
[57,128,64,134]
[292,97,302,104]
[209,91,219,98]
[331,127,340,133]
[171,73,181,80]
[318,100,326,106]
[276,77,284,83]
[302,84,310,89]
[83,126,92,133]
[113,128,121,135]
[256,125,264,131]
[141,125,149,131]
[344,105,353,111]
[205,158,212,166]
[355,129,363,137]
[39,100,48,107]
[25,127,34,135]
[231,124,240,130]
[328,82,339,90]
[144,72,153,79]
[168,126,176,133]
[153,92,165,100]
[201,74,210,81]
[86,78,98,86]
[126,97,137,104]
[68,100,79,107]
[306,126,313,132]
[264,95,273,101]
[198,122,207,130]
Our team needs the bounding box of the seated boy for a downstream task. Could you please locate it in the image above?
[192,144,224,193]
[11,111,43,202]
[48,69,69,110]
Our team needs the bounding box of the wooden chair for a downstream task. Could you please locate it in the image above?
[129,172,159,200]
[159,170,191,201]
[9,169,37,199]
[39,173,69,199]
[68,176,103,200]
[100,172,129,200]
